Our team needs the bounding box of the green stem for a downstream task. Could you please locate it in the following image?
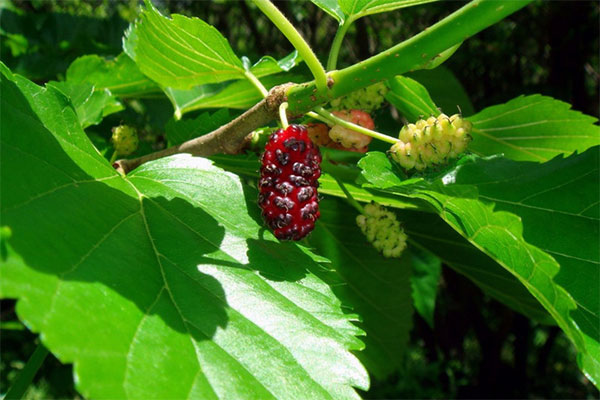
[333,176,364,214]
[279,102,289,128]
[326,19,353,71]
[244,70,269,98]
[0,321,25,331]
[109,150,118,164]
[288,0,533,112]
[4,342,49,400]
[314,106,399,144]
[252,0,327,92]
[306,110,334,125]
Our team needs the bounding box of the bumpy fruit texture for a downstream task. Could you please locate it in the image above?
[328,110,374,151]
[330,82,388,113]
[306,123,333,147]
[356,202,407,258]
[111,125,139,156]
[307,122,368,153]
[259,124,321,241]
[390,113,472,171]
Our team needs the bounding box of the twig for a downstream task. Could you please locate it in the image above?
[114,84,294,175]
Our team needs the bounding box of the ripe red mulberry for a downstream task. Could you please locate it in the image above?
[259,124,321,241]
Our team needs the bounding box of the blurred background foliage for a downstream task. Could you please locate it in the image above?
[1,0,598,399]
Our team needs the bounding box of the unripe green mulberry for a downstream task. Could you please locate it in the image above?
[390,113,472,171]
[330,82,388,113]
[111,125,138,156]
[356,202,407,258]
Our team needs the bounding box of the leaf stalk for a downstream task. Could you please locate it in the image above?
[244,70,269,97]
[326,19,353,71]
[252,0,328,92]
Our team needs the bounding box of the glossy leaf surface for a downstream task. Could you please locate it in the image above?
[0,65,369,400]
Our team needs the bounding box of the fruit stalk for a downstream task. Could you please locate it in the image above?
[314,106,398,144]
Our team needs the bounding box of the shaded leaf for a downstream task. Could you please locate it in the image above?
[467,95,600,161]
[400,209,552,323]
[165,71,309,117]
[406,65,475,117]
[307,198,413,380]
[0,9,126,81]
[408,246,441,328]
[165,109,232,147]
[386,75,439,122]
[450,150,600,382]
[0,64,369,399]
[358,151,599,384]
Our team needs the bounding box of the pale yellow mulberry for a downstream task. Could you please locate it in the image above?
[111,125,139,156]
[356,202,407,258]
[390,113,472,171]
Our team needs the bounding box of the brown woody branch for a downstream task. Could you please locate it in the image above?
[113,83,295,175]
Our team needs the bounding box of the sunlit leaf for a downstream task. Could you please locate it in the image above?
[49,81,123,128]
[248,51,301,76]
[66,54,160,98]
[124,1,245,89]
[310,0,346,23]
[0,63,369,400]
[468,95,600,161]
[339,0,438,20]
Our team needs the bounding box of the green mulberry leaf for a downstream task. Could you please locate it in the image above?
[0,64,369,399]
[358,150,599,387]
[468,95,600,162]
[308,198,413,380]
[123,1,246,89]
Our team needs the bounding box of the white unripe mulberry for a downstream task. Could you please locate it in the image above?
[328,110,374,150]
[111,125,139,156]
[356,202,407,258]
[330,82,388,113]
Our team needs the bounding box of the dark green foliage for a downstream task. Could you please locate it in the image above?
[1,1,598,399]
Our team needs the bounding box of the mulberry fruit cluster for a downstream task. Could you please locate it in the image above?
[111,125,139,156]
[356,202,407,258]
[330,82,388,113]
[259,124,321,241]
[390,113,472,171]
[306,110,374,152]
